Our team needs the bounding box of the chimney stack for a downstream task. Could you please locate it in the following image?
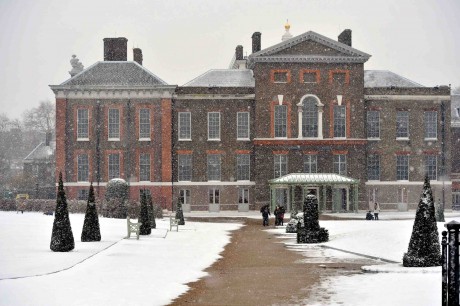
[338,29,352,47]
[235,45,243,60]
[252,32,261,53]
[103,37,128,61]
[133,48,143,65]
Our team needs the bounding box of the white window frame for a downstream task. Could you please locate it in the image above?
[236,154,250,181]
[77,109,89,141]
[179,189,190,205]
[77,154,89,182]
[367,154,380,181]
[139,153,150,182]
[178,154,192,181]
[274,105,287,138]
[302,97,318,138]
[396,111,409,139]
[333,105,346,138]
[209,188,220,204]
[108,108,120,141]
[303,154,317,173]
[207,154,221,181]
[367,110,380,139]
[178,112,191,141]
[208,112,221,141]
[424,111,437,140]
[237,112,250,140]
[238,188,249,204]
[108,153,120,180]
[396,155,409,181]
[425,155,437,181]
[333,154,347,176]
[139,108,151,141]
[274,154,288,178]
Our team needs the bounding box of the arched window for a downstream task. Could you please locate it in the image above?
[302,97,318,137]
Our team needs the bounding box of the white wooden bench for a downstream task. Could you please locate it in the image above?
[125,217,142,239]
[170,216,179,232]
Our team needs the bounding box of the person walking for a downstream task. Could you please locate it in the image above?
[374,202,380,220]
[274,205,280,226]
[279,206,285,225]
[260,205,271,226]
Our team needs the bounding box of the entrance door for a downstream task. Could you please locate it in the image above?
[275,188,288,211]
[333,187,348,212]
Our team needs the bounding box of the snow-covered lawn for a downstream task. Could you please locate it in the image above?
[0,212,241,306]
[0,211,458,306]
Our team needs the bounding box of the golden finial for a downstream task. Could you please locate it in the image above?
[285,19,290,31]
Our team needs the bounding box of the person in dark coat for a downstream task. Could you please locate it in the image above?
[278,206,285,225]
[366,211,374,220]
[261,205,271,226]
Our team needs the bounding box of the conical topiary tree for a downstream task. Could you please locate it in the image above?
[403,175,441,267]
[139,189,151,235]
[147,194,156,229]
[81,183,101,242]
[50,172,75,252]
[175,198,185,225]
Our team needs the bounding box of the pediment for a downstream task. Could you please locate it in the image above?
[271,39,350,57]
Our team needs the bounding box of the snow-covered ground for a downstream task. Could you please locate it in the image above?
[0,210,458,306]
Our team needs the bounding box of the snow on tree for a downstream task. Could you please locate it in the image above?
[175,198,185,225]
[104,178,128,218]
[50,172,75,252]
[403,175,441,267]
[139,189,151,235]
[81,183,101,242]
[147,194,156,229]
[297,193,328,243]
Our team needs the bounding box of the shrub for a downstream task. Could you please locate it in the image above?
[139,190,151,235]
[81,184,101,242]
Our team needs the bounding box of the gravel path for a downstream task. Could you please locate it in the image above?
[169,217,367,306]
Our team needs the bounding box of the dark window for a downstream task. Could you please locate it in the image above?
[274,72,288,83]
[303,72,317,83]
[367,154,380,180]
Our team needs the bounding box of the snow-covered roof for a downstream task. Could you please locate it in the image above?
[183,69,255,87]
[269,173,359,185]
[24,142,54,162]
[60,61,168,86]
[364,70,423,88]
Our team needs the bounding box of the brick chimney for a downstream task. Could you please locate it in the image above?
[338,29,352,47]
[133,48,143,65]
[252,32,261,53]
[103,37,128,61]
[235,45,243,60]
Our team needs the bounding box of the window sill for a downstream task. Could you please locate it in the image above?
[367,138,381,141]
[396,137,410,141]
[237,138,250,141]
[273,81,288,84]
[108,138,120,142]
[179,139,192,141]
[424,138,438,141]
[396,180,410,182]
[77,138,89,141]
[207,139,221,141]
[333,137,347,140]
[207,180,221,182]
[139,138,151,142]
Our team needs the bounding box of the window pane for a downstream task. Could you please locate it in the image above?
[303,154,317,173]
[78,189,89,200]
[334,105,346,137]
[367,111,380,138]
[274,72,287,83]
[179,112,191,140]
[77,109,89,139]
[77,154,89,181]
[238,188,249,204]
[237,112,249,139]
[178,155,192,181]
[396,111,409,138]
[179,189,190,205]
[424,111,437,139]
[367,154,380,180]
[139,109,150,139]
[302,97,318,137]
[108,153,120,179]
[425,155,437,180]
[274,105,287,138]
[139,153,150,181]
[303,72,317,83]
[108,109,120,139]
[396,155,409,180]
[274,155,288,178]
[333,154,347,175]
[237,154,250,181]
[207,154,221,181]
[208,112,220,140]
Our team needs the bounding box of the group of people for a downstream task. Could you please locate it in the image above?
[260,204,285,226]
[366,202,380,220]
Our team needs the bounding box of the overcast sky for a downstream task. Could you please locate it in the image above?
[0,0,459,120]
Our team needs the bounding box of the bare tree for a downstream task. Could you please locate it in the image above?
[23,100,55,133]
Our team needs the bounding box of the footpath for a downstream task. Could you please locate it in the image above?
[170,217,366,306]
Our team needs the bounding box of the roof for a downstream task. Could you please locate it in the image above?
[248,31,371,66]
[364,70,423,88]
[183,69,255,87]
[24,142,54,162]
[269,173,359,185]
[60,61,168,86]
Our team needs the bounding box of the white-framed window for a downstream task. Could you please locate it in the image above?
[237,112,250,140]
[178,154,192,181]
[302,97,318,137]
[139,108,150,140]
[333,154,347,175]
[274,154,288,178]
[396,155,409,180]
[179,189,190,205]
[178,112,191,140]
[139,153,150,181]
[108,153,120,180]
[367,111,380,139]
[209,188,220,204]
[396,111,409,139]
[77,154,89,182]
[139,189,151,199]
[207,154,221,181]
[236,154,250,181]
[425,155,437,180]
[208,112,221,140]
[238,188,249,204]
[274,105,287,138]
[367,154,380,181]
[424,111,437,139]
[452,193,460,209]
[77,109,89,140]
[77,189,89,200]
[334,105,346,138]
[303,154,317,173]
[108,108,120,140]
